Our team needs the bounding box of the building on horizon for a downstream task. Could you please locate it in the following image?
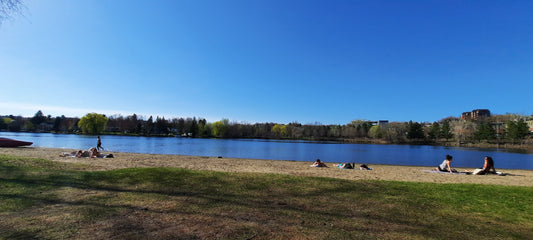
[461,109,491,120]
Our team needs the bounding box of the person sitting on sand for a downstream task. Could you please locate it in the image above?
[311,159,328,167]
[89,147,103,158]
[435,154,456,173]
[467,156,497,175]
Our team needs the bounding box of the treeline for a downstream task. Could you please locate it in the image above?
[1,111,532,146]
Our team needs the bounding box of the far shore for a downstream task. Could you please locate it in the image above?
[1,146,532,187]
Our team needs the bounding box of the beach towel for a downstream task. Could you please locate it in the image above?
[420,170,468,174]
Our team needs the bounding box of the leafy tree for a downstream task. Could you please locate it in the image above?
[272,124,288,138]
[197,119,211,137]
[212,119,230,138]
[506,120,529,141]
[368,125,382,139]
[381,122,408,143]
[23,121,33,131]
[348,119,373,138]
[407,121,425,139]
[78,113,108,134]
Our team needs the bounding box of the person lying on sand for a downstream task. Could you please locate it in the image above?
[311,159,328,167]
[359,164,372,170]
[338,163,354,169]
[59,150,90,158]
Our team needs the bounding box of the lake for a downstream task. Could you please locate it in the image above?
[1,132,532,170]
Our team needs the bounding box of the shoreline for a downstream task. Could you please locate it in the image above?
[1,146,532,187]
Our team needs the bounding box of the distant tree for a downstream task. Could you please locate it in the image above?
[78,113,108,134]
[506,120,529,141]
[212,119,229,138]
[53,116,64,132]
[368,125,382,139]
[0,116,7,130]
[144,116,154,135]
[30,110,46,126]
[177,118,185,135]
[428,122,441,140]
[348,119,373,137]
[406,121,425,139]
[474,122,496,141]
[381,122,408,143]
[197,118,211,137]
[440,121,454,140]
[190,117,198,137]
[271,124,288,138]
[155,117,169,134]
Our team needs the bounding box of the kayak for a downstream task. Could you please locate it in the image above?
[0,137,33,147]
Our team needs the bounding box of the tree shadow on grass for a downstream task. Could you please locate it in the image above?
[1,162,531,239]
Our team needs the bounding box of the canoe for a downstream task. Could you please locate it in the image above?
[0,137,33,147]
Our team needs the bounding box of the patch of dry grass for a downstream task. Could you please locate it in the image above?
[1,155,532,239]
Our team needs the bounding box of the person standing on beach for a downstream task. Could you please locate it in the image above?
[97,136,104,151]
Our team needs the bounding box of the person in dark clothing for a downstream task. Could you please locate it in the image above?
[97,136,104,151]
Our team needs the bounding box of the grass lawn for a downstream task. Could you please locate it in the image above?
[1,155,532,240]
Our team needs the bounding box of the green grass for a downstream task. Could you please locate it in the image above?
[1,155,532,240]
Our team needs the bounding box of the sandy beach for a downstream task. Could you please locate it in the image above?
[2,147,532,187]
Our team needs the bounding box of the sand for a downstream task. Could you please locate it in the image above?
[2,147,532,187]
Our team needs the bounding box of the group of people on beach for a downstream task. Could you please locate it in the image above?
[311,154,499,175]
[311,159,371,170]
[60,136,113,158]
[435,154,497,175]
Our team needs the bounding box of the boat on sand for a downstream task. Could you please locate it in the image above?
[0,137,33,147]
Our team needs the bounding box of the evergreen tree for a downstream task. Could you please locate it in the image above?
[53,116,63,132]
[407,121,425,139]
[506,120,529,140]
[440,121,454,140]
[30,110,46,126]
[428,122,441,140]
[475,122,496,140]
[145,116,154,135]
[190,117,198,137]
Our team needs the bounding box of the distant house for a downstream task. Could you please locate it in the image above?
[371,120,389,126]
[461,109,491,120]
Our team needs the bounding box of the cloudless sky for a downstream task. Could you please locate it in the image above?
[1,0,532,124]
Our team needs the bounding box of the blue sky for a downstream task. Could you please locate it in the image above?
[1,0,532,124]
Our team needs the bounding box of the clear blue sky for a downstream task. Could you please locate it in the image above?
[1,0,532,124]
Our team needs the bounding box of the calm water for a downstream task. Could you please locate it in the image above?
[1,132,532,170]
